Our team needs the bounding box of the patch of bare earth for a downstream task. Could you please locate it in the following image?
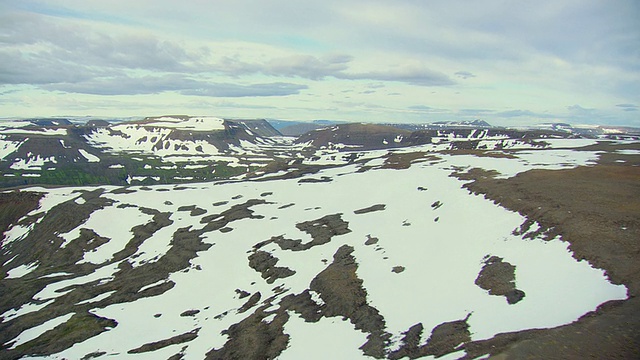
[455,143,640,359]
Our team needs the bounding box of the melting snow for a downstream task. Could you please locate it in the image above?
[78,149,100,162]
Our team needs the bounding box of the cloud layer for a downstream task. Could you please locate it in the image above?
[0,0,638,125]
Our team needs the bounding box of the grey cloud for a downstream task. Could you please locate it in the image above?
[0,11,206,75]
[43,75,186,95]
[616,104,638,112]
[180,82,307,97]
[408,105,432,111]
[263,54,352,80]
[43,74,307,97]
[494,109,555,118]
[215,54,454,87]
[457,109,494,115]
[213,101,277,110]
[495,110,537,118]
[215,54,353,80]
[455,71,476,79]
[0,49,101,85]
[339,67,455,86]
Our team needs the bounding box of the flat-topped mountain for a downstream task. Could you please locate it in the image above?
[0,116,286,187]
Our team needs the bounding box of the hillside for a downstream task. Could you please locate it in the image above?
[0,117,288,187]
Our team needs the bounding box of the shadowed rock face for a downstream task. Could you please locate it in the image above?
[475,256,525,304]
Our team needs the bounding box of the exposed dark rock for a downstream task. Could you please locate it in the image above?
[269,213,351,252]
[475,256,525,304]
[248,251,295,284]
[205,306,289,360]
[506,289,526,305]
[365,235,379,245]
[354,204,386,214]
[392,266,405,273]
[431,201,443,210]
[177,205,207,216]
[81,351,107,359]
[309,245,390,358]
[382,152,436,169]
[389,315,471,359]
[238,292,262,314]
[235,289,251,299]
[388,323,425,360]
[128,328,200,354]
[4,312,117,359]
[279,290,323,322]
[422,316,471,357]
[201,199,267,233]
[180,309,200,317]
[110,209,173,262]
[298,176,333,183]
[0,191,43,247]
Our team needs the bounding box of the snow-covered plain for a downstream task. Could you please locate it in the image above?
[2,142,629,360]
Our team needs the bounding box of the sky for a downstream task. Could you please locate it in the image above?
[0,0,638,126]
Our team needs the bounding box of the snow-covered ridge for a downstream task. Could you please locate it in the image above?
[142,116,226,131]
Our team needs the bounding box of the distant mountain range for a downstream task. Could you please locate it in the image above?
[0,115,638,188]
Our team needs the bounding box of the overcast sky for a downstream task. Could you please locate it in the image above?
[0,0,638,126]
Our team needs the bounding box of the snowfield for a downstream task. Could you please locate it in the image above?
[144,117,226,131]
[0,141,629,360]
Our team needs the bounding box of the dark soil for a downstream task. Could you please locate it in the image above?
[454,142,640,359]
